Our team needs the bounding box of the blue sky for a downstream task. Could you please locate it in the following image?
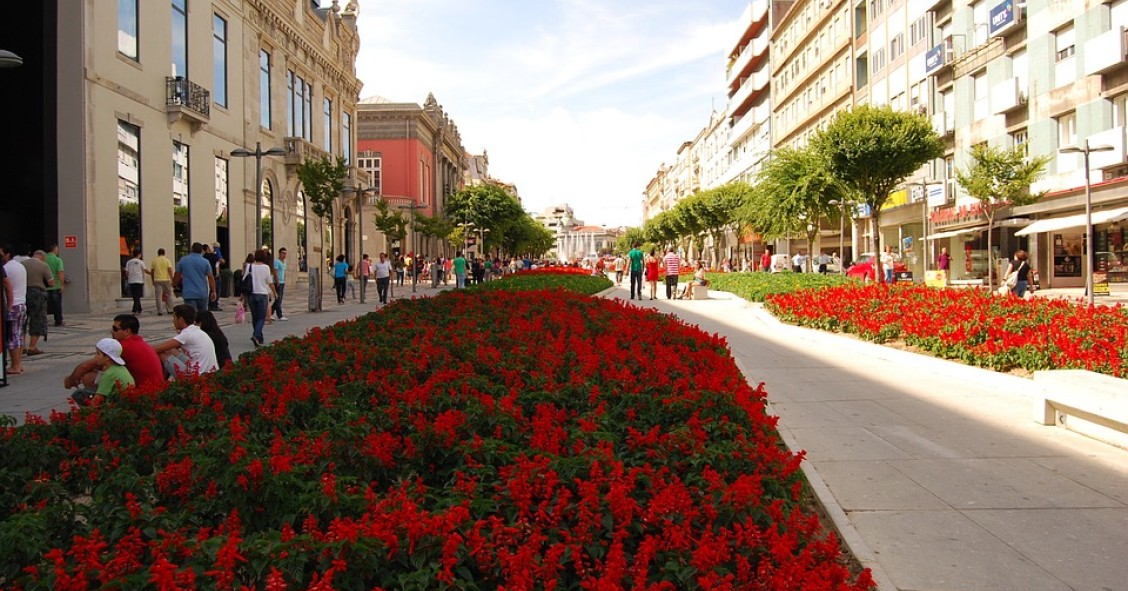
[353,0,746,227]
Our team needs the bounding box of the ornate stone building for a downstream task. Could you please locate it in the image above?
[0,0,364,312]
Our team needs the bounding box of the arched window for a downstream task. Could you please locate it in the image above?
[296,190,308,271]
[261,178,274,250]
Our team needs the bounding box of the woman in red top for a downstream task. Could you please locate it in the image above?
[644,248,661,301]
[760,249,772,272]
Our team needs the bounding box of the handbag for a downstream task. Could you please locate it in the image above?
[1003,261,1025,289]
[240,265,254,295]
[234,301,246,324]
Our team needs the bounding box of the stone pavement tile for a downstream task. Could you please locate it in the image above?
[814,460,949,511]
[770,401,858,429]
[868,422,1044,460]
[755,370,898,403]
[887,458,1123,509]
[850,510,1071,591]
[784,426,914,461]
[961,507,1128,591]
[825,399,925,427]
[1027,455,1128,506]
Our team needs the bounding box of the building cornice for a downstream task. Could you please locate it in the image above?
[246,0,363,100]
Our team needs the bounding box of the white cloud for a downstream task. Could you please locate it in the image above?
[352,0,740,227]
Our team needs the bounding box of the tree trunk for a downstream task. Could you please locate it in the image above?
[986,212,996,288]
[872,214,884,284]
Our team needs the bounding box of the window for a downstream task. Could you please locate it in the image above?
[342,111,352,164]
[303,80,313,140]
[118,121,142,296]
[890,33,904,61]
[972,0,989,45]
[260,50,272,129]
[171,0,187,77]
[1011,129,1028,155]
[360,155,382,195]
[1113,94,1128,127]
[910,16,927,45]
[1057,112,1078,170]
[972,71,989,121]
[324,98,332,152]
[173,141,190,259]
[212,14,227,107]
[288,73,312,140]
[287,71,295,137]
[261,179,274,249]
[118,0,139,60]
[1056,25,1075,61]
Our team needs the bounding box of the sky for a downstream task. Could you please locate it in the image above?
[350,0,746,228]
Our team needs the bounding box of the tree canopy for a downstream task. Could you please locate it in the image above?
[295,156,348,223]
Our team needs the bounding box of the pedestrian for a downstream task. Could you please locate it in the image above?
[662,248,681,299]
[1002,249,1032,298]
[395,255,405,286]
[816,252,830,274]
[148,248,175,315]
[359,253,371,300]
[195,310,232,368]
[203,244,223,312]
[373,252,392,304]
[431,256,443,288]
[271,247,289,321]
[153,304,219,376]
[627,243,644,300]
[791,251,805,273]
[881,246,896,283]
[69,338,134,407]
[65,313,165,392]
[453,251,468,288]
[124,248,147,314]
[246,250,276,346]
[644,248,660,301]
[333,254,349,304]
[45,243,65,326]
[760,248,772,273]
[938,246,952,277]
[173,242,217,312]
[2,245,28,374]
[21,250,54,356]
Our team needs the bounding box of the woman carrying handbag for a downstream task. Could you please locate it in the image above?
[1000,249,1031,298]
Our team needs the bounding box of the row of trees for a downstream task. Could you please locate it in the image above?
[295,156,554,260]
[631,105,1048,284]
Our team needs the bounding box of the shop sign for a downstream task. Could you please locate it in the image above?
[927,184,946,207]
[895,271,914,284]
[930,203,985,229]
[925,270,948,288]
[1094,271,1111,296]
[989,0,1017,36]
[64,235,77,249]
[925,43,945,75]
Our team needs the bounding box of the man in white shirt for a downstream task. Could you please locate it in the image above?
[2,245,28,374]
[373,252,392,305]
[153,304,218,377]
[791,252,807,273]
[124,249,147,314]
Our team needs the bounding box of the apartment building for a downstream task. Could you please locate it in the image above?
[924,0,1128,289]
[355,93,466,257]
[0,0,364,313]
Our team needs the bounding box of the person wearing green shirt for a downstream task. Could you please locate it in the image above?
[627,243,645,300]
[45,243,65,326]
[452,252,468,289]
[71,338,135,407]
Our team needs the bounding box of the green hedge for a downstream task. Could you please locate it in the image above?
[704,272,854,302]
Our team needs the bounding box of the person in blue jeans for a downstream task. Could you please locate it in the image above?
[174,242,216,312]
[246,250,276,347]
[271,247,288,320]
[333,254,349,304]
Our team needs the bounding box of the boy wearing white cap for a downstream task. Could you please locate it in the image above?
[71,338,135,407]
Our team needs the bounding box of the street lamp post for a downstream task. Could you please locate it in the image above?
[480,228,491,260]
[0,49,23,68]
[1060,139,1114,306]
[398,203,426,293]
[230,142,287,252]
[458,221,475,254]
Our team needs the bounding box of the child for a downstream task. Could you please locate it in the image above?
[71,338,135,407]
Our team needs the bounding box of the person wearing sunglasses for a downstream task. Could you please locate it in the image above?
[64,314,164,394]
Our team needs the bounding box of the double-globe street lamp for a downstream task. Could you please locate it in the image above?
[230,142,287,251]
[1059,139,1114,306]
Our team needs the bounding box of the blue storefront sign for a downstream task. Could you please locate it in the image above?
[989,0,1016,36]
[925,43,945,75]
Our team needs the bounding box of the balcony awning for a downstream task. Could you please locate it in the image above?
[926,226,987,240]
[1014,207,1128,236]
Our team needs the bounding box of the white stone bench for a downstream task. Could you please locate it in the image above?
[691,284,709,300]
[949,279,985,289]
[1033,370,1128,448]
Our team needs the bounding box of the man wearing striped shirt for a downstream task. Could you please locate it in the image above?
[663,248,681,300]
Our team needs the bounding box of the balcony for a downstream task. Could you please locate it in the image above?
[283,137,330,170]
[991,77,1027,114]
[165,76,210,134]
[727,36,769,87]
[1088,125,1127,170]
[1084,26,1128,76]
[932,111,953,136]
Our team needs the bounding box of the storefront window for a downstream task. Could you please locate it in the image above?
[1097,225,1128,283]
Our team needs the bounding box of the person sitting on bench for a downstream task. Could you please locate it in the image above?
[679,261,709,299]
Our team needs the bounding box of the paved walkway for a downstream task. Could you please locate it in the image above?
[605,283,1128,591]
[0,279,453,422]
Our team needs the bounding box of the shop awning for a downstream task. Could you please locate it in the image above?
[1015,207,1128,236]
[926,226,987,240]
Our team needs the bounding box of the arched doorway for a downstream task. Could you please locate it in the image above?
[261,178,274,251]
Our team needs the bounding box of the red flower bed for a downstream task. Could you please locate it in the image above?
[765,284,1128,377]
[0,288,872,590]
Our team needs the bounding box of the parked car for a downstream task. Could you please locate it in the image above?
[846,252,908,281]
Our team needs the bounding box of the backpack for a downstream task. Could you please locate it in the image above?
[240,265,254,295]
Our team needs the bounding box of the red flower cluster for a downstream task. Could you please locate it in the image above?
[0,285,872,590]
[766,283,1128,377]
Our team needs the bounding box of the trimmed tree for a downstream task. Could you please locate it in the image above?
[738,147,849,272]
[955,143,1050,287]
[812,105,943,283]
[295,156,349,252]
